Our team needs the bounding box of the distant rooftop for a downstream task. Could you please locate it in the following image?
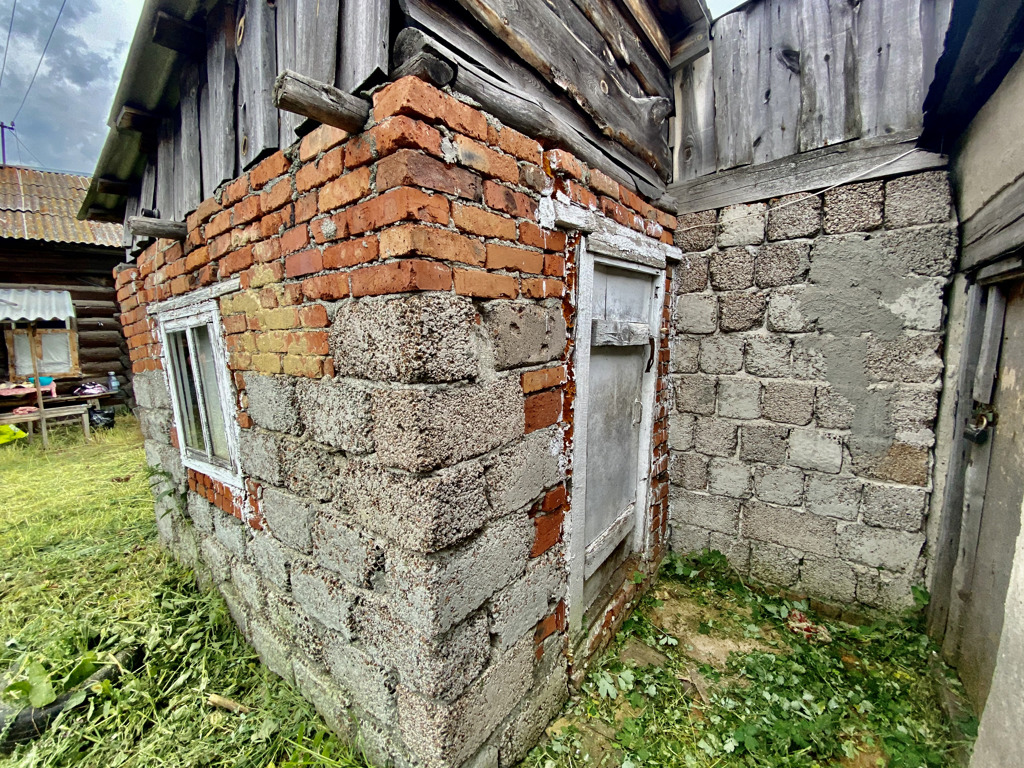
[0,166,122,248]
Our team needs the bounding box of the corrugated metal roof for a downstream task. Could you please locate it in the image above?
[0,288,76,322]
[0,166,123,247]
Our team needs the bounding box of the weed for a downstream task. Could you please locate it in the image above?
[0,420,364,768]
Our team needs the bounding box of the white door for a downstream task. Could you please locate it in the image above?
[570,245,663,631]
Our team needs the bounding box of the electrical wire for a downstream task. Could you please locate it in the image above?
[0,0,17,94]
[12,0,66,123]
[12,128,43,167]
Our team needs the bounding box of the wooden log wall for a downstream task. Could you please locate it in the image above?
[671,0,954,182]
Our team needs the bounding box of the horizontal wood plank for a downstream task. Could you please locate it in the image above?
[960,174,1024,272]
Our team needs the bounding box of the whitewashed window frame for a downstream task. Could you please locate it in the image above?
[154,294,241,489]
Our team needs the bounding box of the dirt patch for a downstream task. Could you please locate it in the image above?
[618,637,667,668]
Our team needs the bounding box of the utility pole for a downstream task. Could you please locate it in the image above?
[0,122,11,166]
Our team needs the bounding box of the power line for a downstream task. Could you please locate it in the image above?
[0,0,18,94]
[12,128,42,167]
[12,0,66,123]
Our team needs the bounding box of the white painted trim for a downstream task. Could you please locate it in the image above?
[567,238,664,636]
[154,297,243,490]
[542,198,682,266]
[147,277,242,316]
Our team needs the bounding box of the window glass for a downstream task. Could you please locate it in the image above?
[167,330,205,452]
[10,328,74,377]
[193,324,229,460]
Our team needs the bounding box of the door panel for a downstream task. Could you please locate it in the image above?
[957,280,1024,710]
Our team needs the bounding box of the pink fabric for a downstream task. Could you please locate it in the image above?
[12,406,37,415]
[0,383,57,398]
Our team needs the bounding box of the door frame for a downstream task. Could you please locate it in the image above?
[567,235,666,636]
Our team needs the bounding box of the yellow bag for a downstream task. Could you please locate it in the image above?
[0,424,27,444]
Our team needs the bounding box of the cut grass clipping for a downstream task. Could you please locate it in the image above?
[523,550,975,768]
[0,419,364,768]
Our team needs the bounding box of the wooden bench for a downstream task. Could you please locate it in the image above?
[0,404,91,442]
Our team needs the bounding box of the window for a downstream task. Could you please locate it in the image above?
[157,299,239,484]
[4,323,80,379]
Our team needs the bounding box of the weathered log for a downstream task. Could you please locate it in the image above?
[391,51,455,88]
[273,70,371,133]
[128,216,187,240]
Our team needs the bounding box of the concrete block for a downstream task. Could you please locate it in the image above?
[891,387,938,447]
[805,474,861,520]
[387,513,533,636]
[815,387,854,430]
[799,555,856,603]
[199,536,233,583]
[709,533,751,574]
[220,582,251,638]
[670,522,711,553]
[852,442,930,488]
[865,334,943,384]
[861,484,927,531]
[343,457,489,553]
[248,614,295,684]
[485,427,563,518]
[791,338,827,380]
[291,561,356,636]
[788,429,843,473]
[313,505,382,586]
[674,294,718,334]
[230,559,266,613]
[699,336,744,374]
[280,437,343,501]
[880,278,946,331]
[249,532,298,590]
[293,656,354,740]
[744,335,793,378]
[760,380,815,425]
[673,374,716,415]
[718,377,761,419]
[261,486,314,553]
[186,492,215,534]
[755,241,810,288]
[884,171,952,229]
[324,642,396,726]
[693,416,737,457]
[675,252,710,293]
[138,408,174,444]
[358,601,491,702]
[147,441,186,490]
[669,489,740,534]
[214,512,249,558]
[749,541,800,586]
[743,499,837,556]
[839,524,925,571]
[879,223,957,277]
[239,428,282,485]
[295,378,374,453]
[133,369,172,410]
[372,378,523,472]
[739,424,790,464]
[331,293,480,384]
[767,287,813,332]
[718,203,766,246]
[482,301,566,371]
[245,373,299,432]
[707,459,751,498]
[398,637,534,768]
[823,181,883,234]
[668,413,695,451]
[675,210,717,252]
[490,550,565,651]
[710,247,756,290]
[858,569,918,611]
[670,337,700,373]
[498,641,569,767]
[753,465,804,506]
[719,292,766,332]
[767,192,821,241]
[668,451,708,490]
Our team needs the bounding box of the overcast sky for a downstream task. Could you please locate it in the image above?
[0,0,143,174]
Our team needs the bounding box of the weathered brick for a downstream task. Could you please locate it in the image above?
[452,203,517,240]
[486,243,544,273]
[318,166,372,212]
[521,366,566,393]
[279,225,310,255]
[298,125,349,163]
[347,186,450,235]
[323,234,380,269]
[301,274,350,300]
[453,269,518,299]
[285,249,323,278]
[483,180,537,220]
[453,134,519,182]
[525,389,562,433]
[488,123,543,164]
[350,259,453,297]
[380,224,485,266]
[374,114,443,158]
[373,76,488,140]
[378,149,482,201]
[519,222,566,252]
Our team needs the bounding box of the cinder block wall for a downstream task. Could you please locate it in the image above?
[668,172,957,613]
[116,76,677,768]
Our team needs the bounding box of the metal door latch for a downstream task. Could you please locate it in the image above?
[965,403,997,444]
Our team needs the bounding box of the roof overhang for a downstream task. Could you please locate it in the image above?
[0,288,76,323]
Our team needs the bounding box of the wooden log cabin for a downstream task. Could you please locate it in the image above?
[80,0,1024,764]
[0,167,128,394]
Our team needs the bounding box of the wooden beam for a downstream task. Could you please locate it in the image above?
[151,10,205,57]
[85,206,125,224]
[621,0,671,63]
[128,216,187,241]
[96,178,139,197]
[391,51,456,89]
[669,20,709,71]
[960,174,1024,272]
[273,70,371,133]
[668,131,947,214]
[115,105,159,134]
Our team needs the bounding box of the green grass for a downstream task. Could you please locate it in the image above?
[0,419,363,768]
[523,551,974,768]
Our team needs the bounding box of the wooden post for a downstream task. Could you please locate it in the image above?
[28,323,48,449]
[273,70,371,133]
[127,216,187,240]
